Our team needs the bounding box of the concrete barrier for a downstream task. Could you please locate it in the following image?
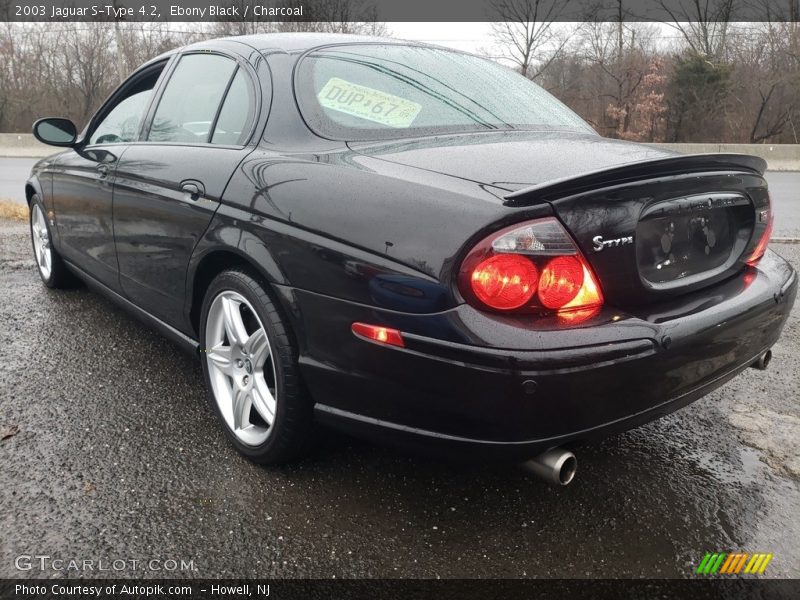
[1,134,800,170]
[649,143,800,171]
[0,133,52,158]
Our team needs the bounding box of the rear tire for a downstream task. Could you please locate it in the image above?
[29,195,74,288]
[199,268,315,464]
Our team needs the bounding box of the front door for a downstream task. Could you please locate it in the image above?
[50,146,122,289]
[50,63,167,290]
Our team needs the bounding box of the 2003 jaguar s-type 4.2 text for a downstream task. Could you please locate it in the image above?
[28,34,796,484]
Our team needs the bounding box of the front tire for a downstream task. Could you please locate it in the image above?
[199,269,314,464]
[29,196,73,288]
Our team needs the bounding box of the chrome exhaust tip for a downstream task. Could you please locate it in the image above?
[521,448,577,486]
[751,349,772,371]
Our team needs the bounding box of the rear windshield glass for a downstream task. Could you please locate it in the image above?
[295,44,594,141]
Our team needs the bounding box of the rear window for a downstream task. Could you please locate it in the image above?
[148,54,237,143]
[295,44,593,141]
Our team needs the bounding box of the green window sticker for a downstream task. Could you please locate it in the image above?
[318,78,422,128]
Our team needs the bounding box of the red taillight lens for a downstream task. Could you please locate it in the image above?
[746,206,773,265]
[538,256,584,309]
[351,322,405,347]
[470,254,538,310]
[459,217,604,315]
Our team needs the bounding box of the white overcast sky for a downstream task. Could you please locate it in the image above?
[388,22,499,53]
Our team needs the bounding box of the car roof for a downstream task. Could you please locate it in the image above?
[192,32,419,53]
[136,33,432,73]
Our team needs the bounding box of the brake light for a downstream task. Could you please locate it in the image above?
[746,205,773,265]
[351,322,405,347]
[538,256,584,309]
[459,217,603,314]
[471,254,538,310]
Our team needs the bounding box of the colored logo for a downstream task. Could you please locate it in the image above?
[696,552,773,575]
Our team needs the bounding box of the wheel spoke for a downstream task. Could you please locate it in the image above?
[231,388,251,431]
[222,297,248,347]
[31,206,52,277]
[206,344,234,375]
[251,384,276,426]
[243,328,269,363]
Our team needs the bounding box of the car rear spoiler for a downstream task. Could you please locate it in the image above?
[503,153,768,207]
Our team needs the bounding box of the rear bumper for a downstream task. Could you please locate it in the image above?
[287,249,796,460]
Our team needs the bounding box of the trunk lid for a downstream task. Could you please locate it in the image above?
[505,154,768,305]
[348,130,679,191]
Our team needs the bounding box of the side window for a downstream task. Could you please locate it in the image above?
[211,69,255,145]
[89,69,161,145]
[148,54,237,143]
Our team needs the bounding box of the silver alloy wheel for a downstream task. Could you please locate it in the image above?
[31,204,52,280]
[204,290,278,446]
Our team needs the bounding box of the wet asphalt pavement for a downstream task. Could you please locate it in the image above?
[0,218,799,579]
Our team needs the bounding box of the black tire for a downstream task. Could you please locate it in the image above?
[29,195,75,289]
[199,268,315,464]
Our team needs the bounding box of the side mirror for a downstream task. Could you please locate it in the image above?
[32,118,78,147]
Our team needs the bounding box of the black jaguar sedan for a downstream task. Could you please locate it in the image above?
[28,33,796,483]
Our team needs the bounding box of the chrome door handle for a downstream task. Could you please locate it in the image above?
[180,181,205,201]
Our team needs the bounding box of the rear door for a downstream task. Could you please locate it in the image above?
[112,51,261,327]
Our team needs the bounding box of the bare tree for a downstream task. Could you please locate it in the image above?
[658,0,736,59]
[489,0,572,78]
[727,20,799,142]
[569,16,661,137]
[118,22,199,71]
[60,24,118,122]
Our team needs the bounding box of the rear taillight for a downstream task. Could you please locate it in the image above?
[458,217,603,314]
[470,254,538,310]
[746,203,773,265]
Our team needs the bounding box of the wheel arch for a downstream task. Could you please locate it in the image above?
[186,241,300,351]
[25,173,47,206]
[189,248,262,335]
[25,183,38,204]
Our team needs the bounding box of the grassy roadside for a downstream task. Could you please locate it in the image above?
[0,199,28,220]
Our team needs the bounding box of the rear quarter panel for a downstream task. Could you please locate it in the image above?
[192,147,554,314]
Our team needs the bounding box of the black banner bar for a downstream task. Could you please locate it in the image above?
[2,0,800,23]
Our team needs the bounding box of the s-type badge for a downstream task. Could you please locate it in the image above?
[593,234,634,252]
